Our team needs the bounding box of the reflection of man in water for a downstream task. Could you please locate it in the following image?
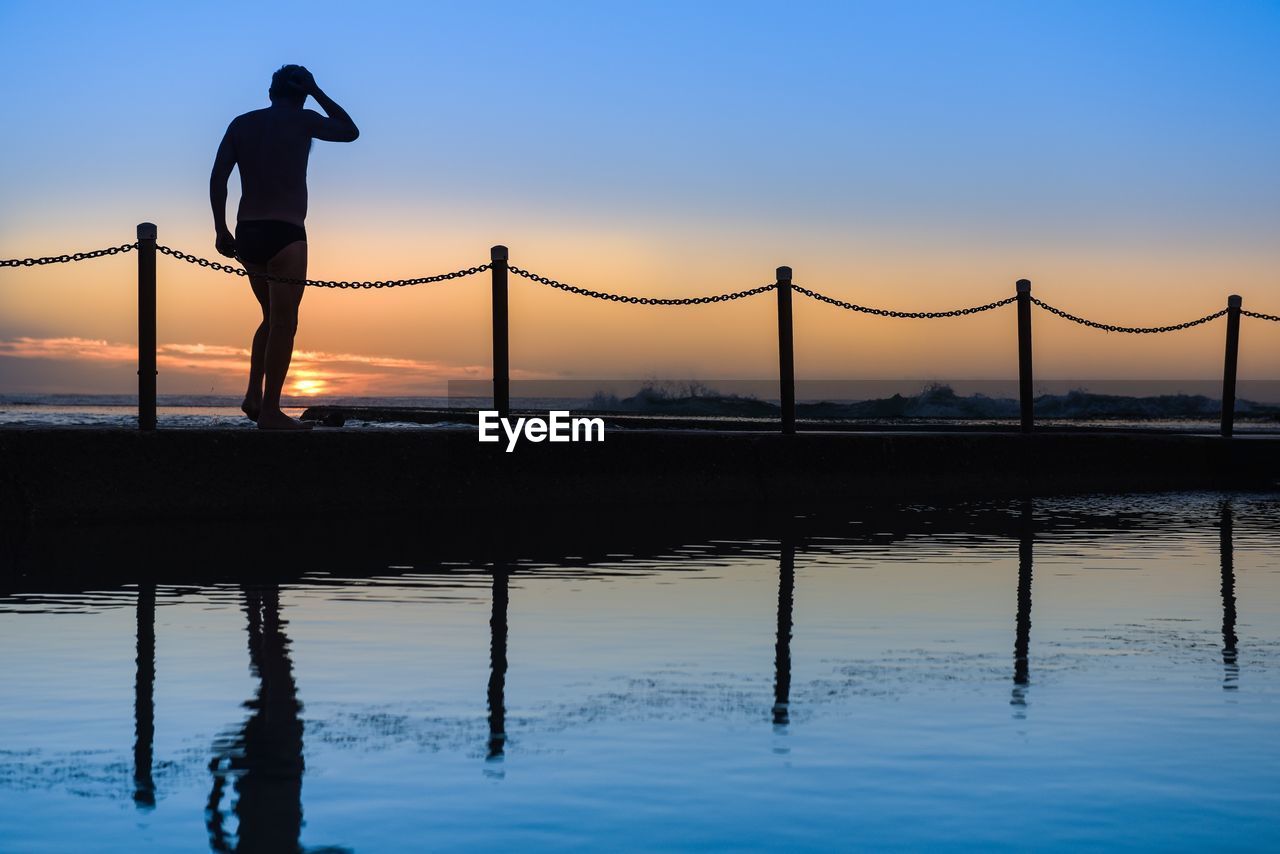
[207,586,310,853]
[210,65,359,430]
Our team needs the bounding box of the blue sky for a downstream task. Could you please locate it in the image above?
[3,0,1277,242]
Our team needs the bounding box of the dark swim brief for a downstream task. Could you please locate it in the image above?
[235,220,306,265]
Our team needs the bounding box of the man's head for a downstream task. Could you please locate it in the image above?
[269,65,308,106]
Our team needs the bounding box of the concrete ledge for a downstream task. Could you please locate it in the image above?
[1,428,1277,523]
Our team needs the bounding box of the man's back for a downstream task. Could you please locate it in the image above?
[228,106,316,227]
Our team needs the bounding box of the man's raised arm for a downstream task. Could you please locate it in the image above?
[298,68,359,142]
[209,124,237,258]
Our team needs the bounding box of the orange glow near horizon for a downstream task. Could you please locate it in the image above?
[0,334,501,396]
[1,219,1278,396]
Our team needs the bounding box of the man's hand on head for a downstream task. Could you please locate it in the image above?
[293,66,317,96]
[215,229,236,259]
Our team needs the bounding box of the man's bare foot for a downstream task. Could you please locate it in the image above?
[256,409,313,431]
[241,398,261,422]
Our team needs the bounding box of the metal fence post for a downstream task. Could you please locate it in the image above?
[1016,279,1033,434]
[490,245,510,418]
[1221,294,1242,438]
[776,266,795,435]
[137,223,157,431]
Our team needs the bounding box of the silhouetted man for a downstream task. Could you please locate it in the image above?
[210,65,359,430]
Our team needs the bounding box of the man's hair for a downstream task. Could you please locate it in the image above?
[269,65,307,102]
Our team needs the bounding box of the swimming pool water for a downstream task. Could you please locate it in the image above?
[1,493,1277,851]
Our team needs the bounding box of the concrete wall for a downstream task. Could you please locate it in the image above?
[1,428,1277,524]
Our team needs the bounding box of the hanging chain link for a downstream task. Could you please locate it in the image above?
[792,284,1017,317]
[1030,296,1227,333]
[8,242,1279,333]
[155,245,489,288]
[507,264,776,305]
[1,243,136,267]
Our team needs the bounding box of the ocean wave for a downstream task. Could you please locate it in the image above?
[588,382,1280,420]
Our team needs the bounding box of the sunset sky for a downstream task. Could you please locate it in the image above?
[1,0,1277,397]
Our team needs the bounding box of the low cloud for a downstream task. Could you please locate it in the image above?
[0,337,139,362]
[0,336,521,396]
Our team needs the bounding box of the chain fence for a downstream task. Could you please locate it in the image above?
[1030,296,1228,333]
[1,243,136,267]
[156,245,489,288]
[793,284,1017,318]
[4,242,1279,330]
[508,264,776,305]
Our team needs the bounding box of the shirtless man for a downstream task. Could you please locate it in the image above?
[210,65,359,430]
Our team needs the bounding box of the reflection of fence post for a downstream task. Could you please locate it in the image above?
[490,246,510,417]
[773,535,795,727]
[487,565,509,761]
[1012,500,1034,712]
[1219,503,1238,689]
[1016,279,1033,434]
[776,266,795,435]
[1221,295,1242,438]
[133,582,156,809]
[137,223,157,431]
[1014,504,1033,688]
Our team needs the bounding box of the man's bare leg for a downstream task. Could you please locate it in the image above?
[242,275,271,421]
[257,241,310,431]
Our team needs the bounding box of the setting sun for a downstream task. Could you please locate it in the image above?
[290,378,327,396]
